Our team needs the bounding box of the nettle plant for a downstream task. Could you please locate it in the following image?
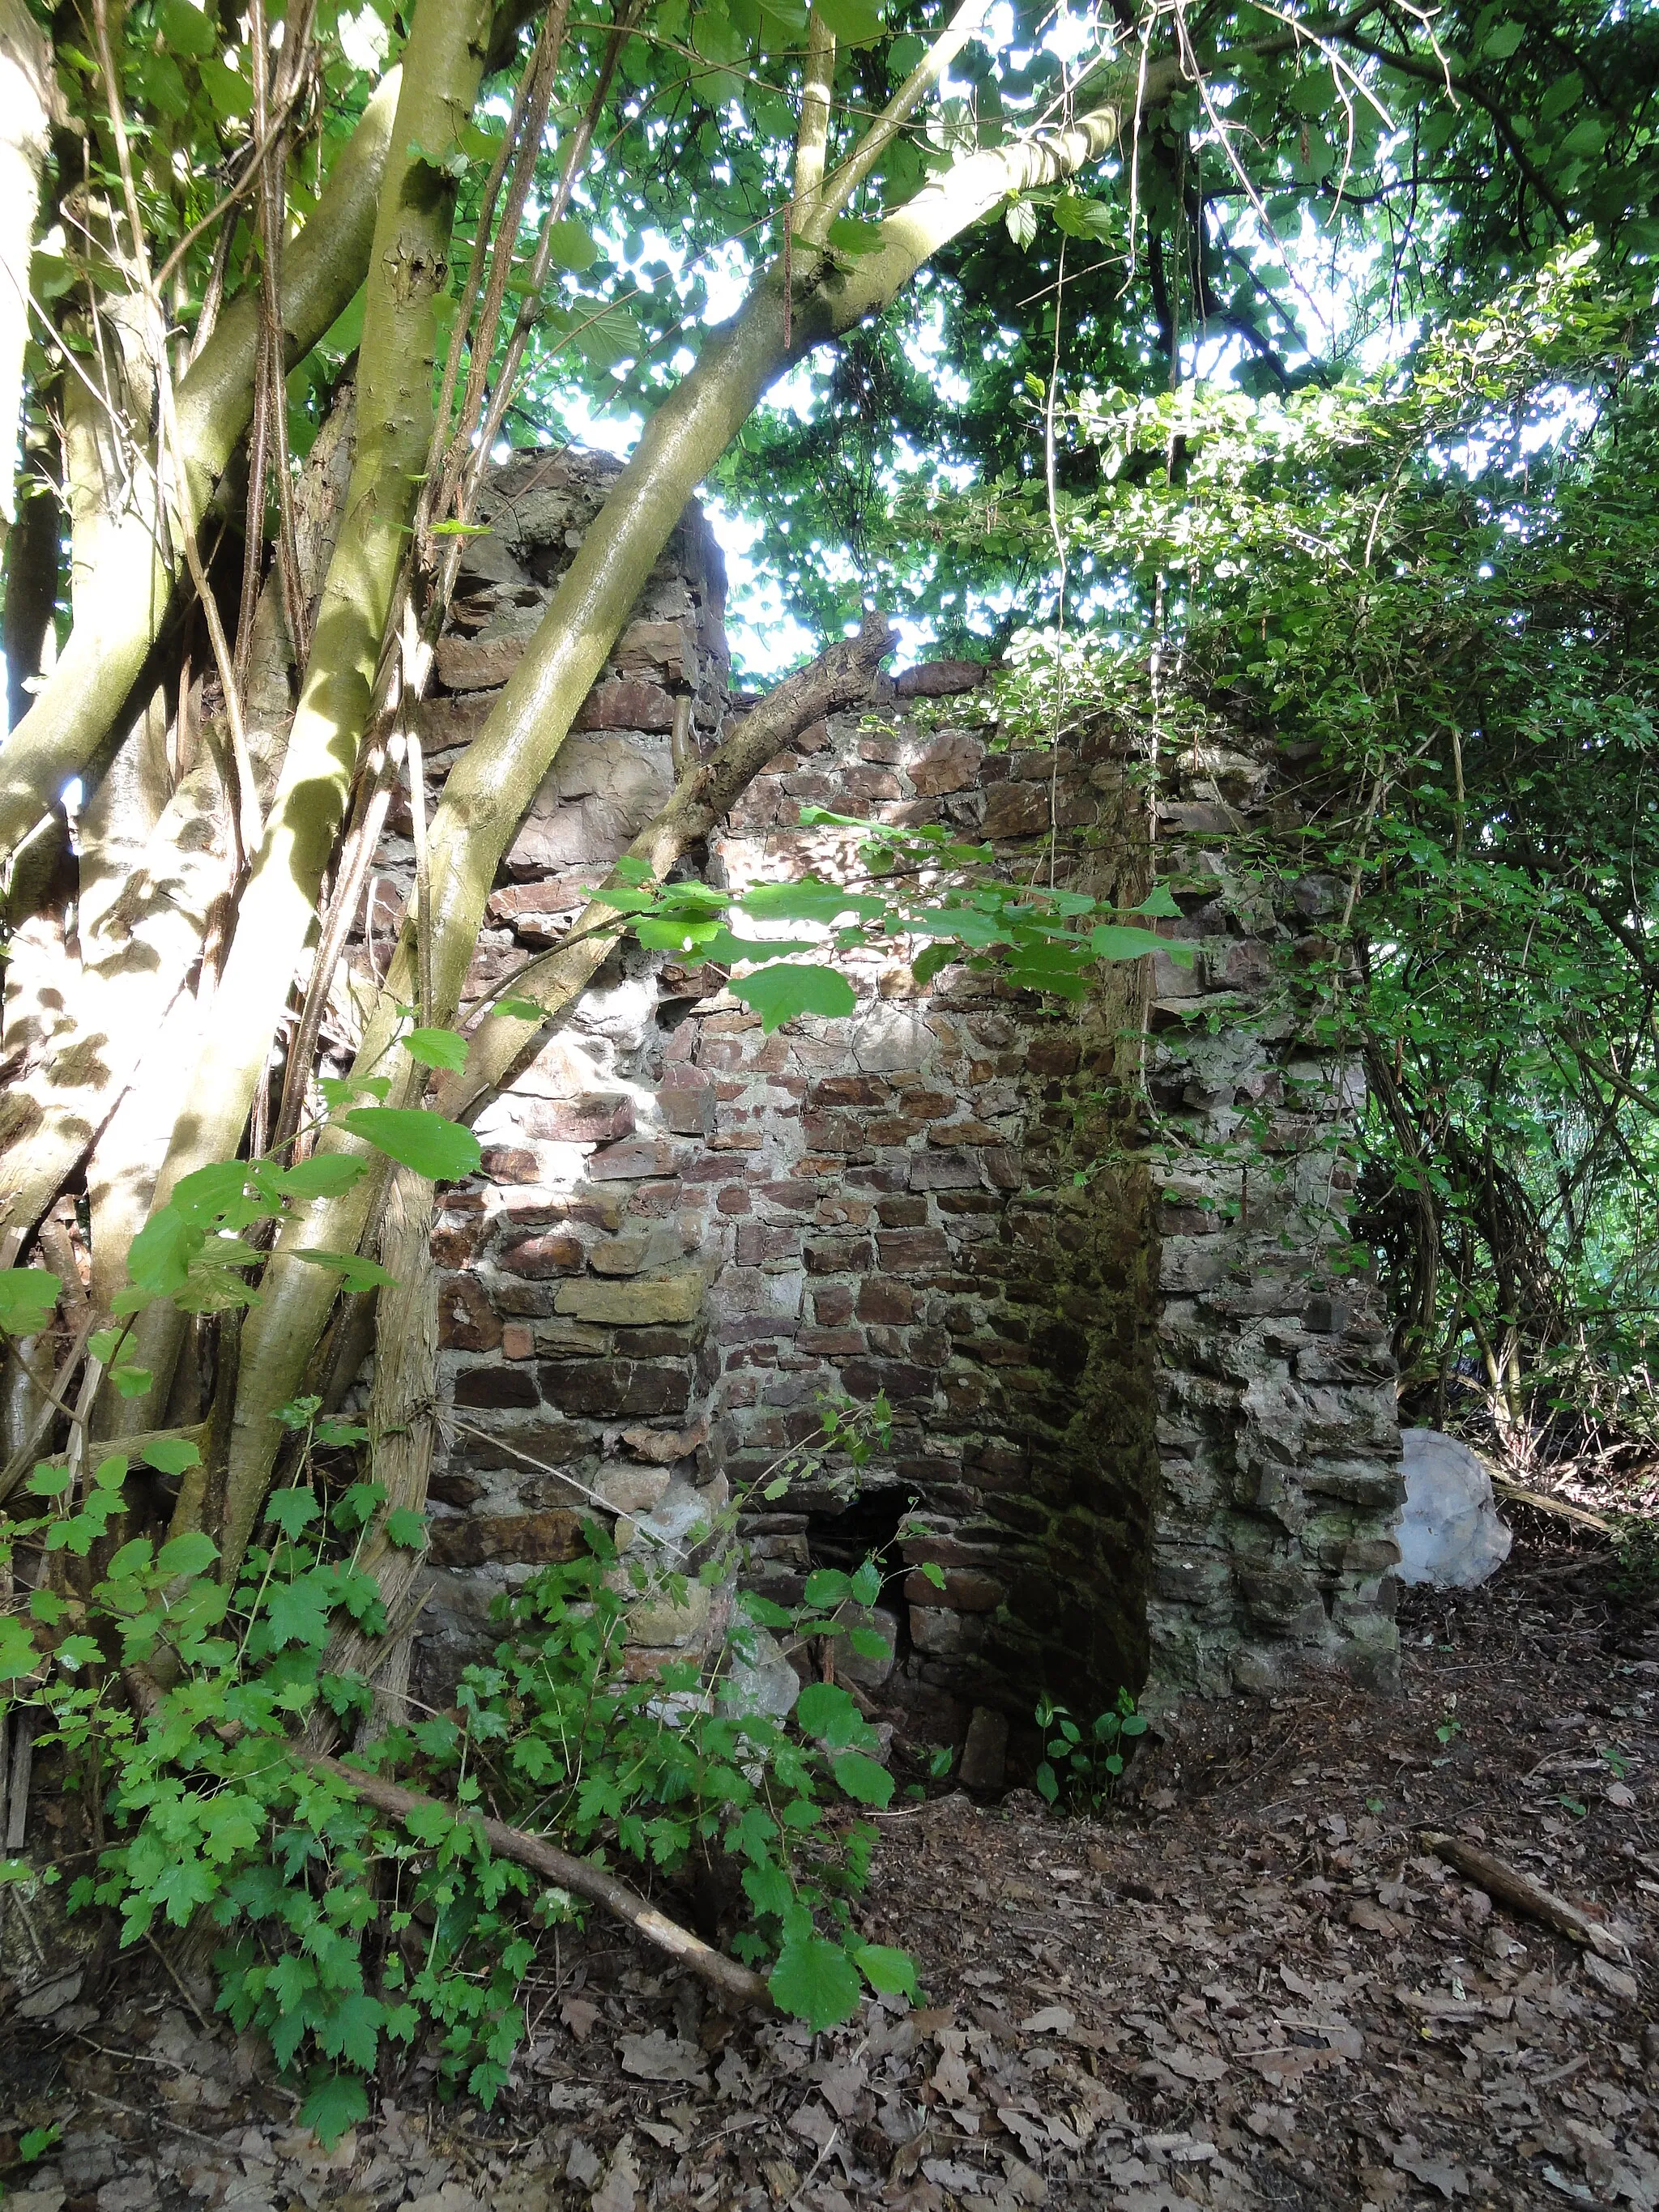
[0,826,1176,2138]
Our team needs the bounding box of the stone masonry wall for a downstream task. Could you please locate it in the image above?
[1140,734,1404,1700]
[340,447,1402,1754]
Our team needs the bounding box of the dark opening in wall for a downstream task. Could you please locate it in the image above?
[804,1477,919,1668]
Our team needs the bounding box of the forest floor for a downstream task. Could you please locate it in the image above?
[2,1513,1657,2212]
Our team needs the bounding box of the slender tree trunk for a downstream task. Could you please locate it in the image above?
[0,69,399,859]
[0,0,56,552]
[113,0,493,1433]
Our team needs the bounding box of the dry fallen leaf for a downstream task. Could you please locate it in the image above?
[617,2030,709,2088]
[1162,2045,1228,2083]
[1387,2135,1470,2200]
[1580,1952,1639,2002]
[1018,2006,1074,2035]
[591,2135,641,2212]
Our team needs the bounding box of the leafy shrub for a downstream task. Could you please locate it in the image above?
[1,1403,915,2143]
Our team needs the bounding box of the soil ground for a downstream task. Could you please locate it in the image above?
[2,1514,1657,2212]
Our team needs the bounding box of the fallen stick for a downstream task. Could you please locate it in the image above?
[1491,1480,1614,1539]
[299,1752,774,2011]
[1419,1831,1633,1961]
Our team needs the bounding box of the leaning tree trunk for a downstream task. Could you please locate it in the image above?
[0,68,399,859]
[108,0,495,1436]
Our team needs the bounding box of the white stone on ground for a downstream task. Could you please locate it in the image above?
[1395,1428,1513,1589]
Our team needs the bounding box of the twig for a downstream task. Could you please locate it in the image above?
[299,1752,774,2010]
[1419,1831,1634,1961]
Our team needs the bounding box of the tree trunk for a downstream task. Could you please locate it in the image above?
[0,68,399,858]
[112,0,494,1434]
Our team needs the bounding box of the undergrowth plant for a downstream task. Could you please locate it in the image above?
[1,1388,915,2143]
[1034,1687,1148,1809]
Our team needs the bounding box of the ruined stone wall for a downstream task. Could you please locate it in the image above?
[346,447,1402,1750]
[1140,744,1404,1701]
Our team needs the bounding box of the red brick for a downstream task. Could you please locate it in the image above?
[517,1092,634,1144]
[797,1328,865,1356]
[856,1280,915,1324]
[586,1138,680,1180]
[501,1323,535,1360]
[429,1509,584,1568]
[480,1146,540,1183]
[451,1362,537,1409]
[439,1276,501,1353]
[813,1075,891,1108]
[804,1236,872,1274]
[573,677,676,731]
[716,1184,753,1216]
[499,1232,585,1278]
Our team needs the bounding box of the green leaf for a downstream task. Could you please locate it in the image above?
[847,1626,890,1661]
[265,1487,322,1538]
[299,2072,368,2150]
[850,1558,882,1606]
[111,1364,154,1399]
[544,219,599,271]
[127,1207,203,1295]
[795,1681,864,1747]
[26,1462,72,1497]
[1132,884,1182,918]
[813,0,884,45]
[1005,198,1038,250]
[769,1936,863,2029]
[854,1942,918,2001]
[156,1532,218,1579]
[804,1567,851,1609]
[139,1436,201,1477]
[0,1268,61,1335]
[294,1250,399,1293]
[1090,924,1173,962]
[0,1617,41,1681]
[342,1109,482,1182]
[728,963,856,1033]
[405,1026,469,1072]
[265,1575,334,1649]
[831,1750,893,1806]
[384,1508,428,1549]
[1053,192,1115,241]
[279,1155,370,1199]
[825,217,886,257]
[493,996,546,1022]
[1482,19,1524,55]
[172,1161,250,1223]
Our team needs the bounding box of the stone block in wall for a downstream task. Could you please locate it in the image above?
[429,1509,584,1568]
[553,1273,705,1324]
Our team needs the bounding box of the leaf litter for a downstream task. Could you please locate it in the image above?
[1,1543,1655,2211]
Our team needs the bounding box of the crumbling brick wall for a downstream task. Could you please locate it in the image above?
[348,448,1402,1744]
